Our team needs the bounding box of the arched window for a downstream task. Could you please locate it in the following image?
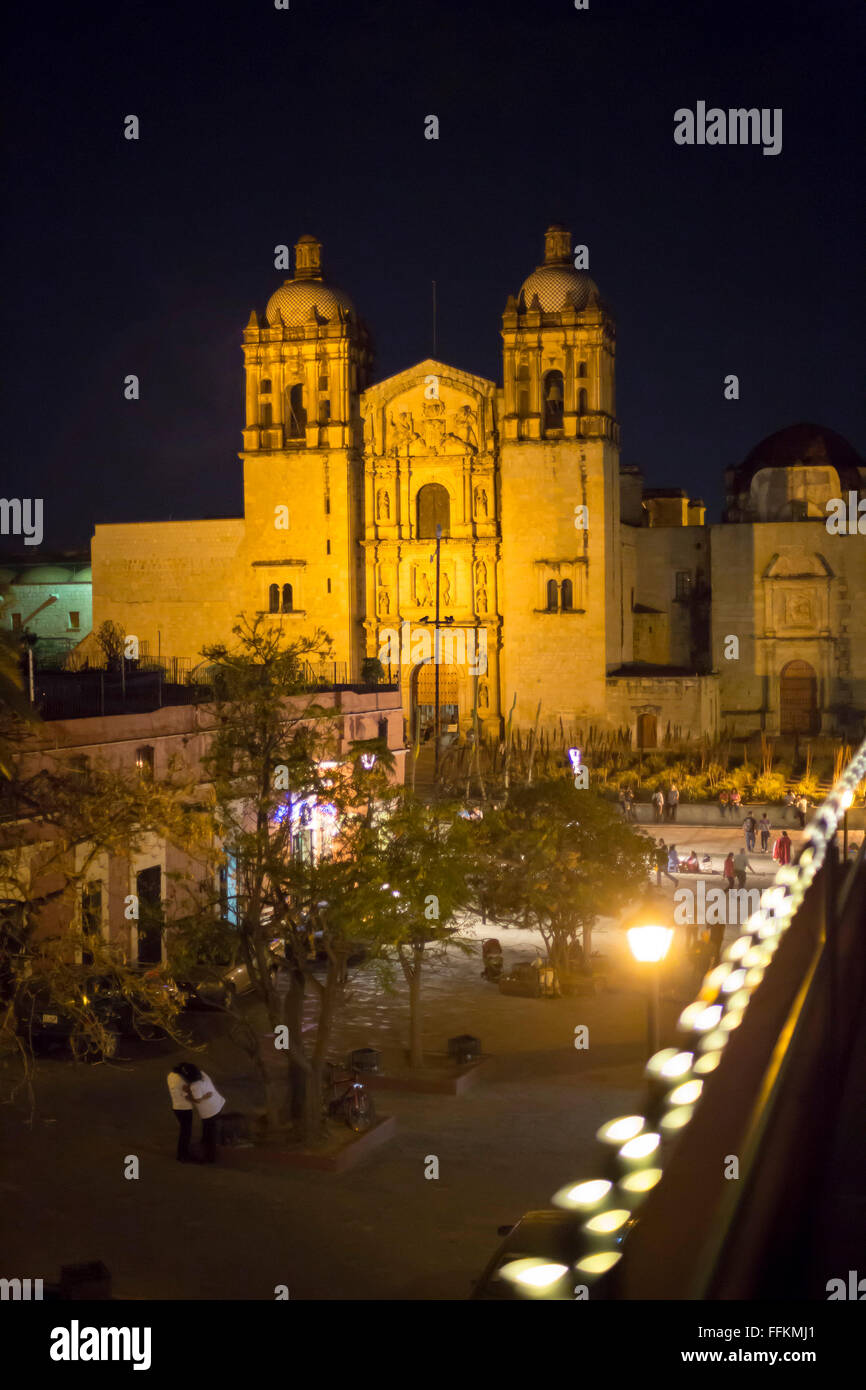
[577,362,588,378]
[282,583,293,612]
[577,388,588,414]
[417,483,450,538]
[287,384,306,438]
[261,402,273,427]
[268,583,279,613]
[260,378,272,393]
[543,370,564,433]
[546,579,559,611]
[561,578,573,610]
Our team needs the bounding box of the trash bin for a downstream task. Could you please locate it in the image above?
[350,1047,381,1073]
[447,1034,481,1064]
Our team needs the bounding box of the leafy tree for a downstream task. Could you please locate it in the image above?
[474,778,650,984]
[342,795,478,1068]
[180,616,398,1144]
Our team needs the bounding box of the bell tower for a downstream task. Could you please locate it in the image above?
[498,224,623,728]
[237,236,374,678]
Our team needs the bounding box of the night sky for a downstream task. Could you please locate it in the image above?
[2,0,864,551]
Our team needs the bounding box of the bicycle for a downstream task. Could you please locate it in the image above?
[323,1061,376,1132]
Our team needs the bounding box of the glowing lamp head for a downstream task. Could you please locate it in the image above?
[627,925,674,963]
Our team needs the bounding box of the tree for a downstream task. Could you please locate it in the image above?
[93,620,126,670]
[0,741,208,1091]
[474,778,650,984]
[179,615,397,1144]
[347,795,477,1068]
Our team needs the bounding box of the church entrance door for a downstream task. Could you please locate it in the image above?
[637,712,657,749]
[780,660,818,735]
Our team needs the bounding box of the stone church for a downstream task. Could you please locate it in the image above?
[89,228,866,746]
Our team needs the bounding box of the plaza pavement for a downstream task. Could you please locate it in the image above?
[0,825,802,1301]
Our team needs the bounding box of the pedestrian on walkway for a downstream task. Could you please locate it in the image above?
[742,813,757,852]
[618,787,628,820]
[667,783,680,823]
[667,844,680,878]
[709,920,726,969]
[652,788,665,823]
[795,794,809,829]
[777,830,792,865]
[783,790,796,821]
[624,787,635,823]
[732,848,753,889]
[655,839,677,885]
[723,852,735,890]
[758,814,771,852]
[167,1063,195,1163]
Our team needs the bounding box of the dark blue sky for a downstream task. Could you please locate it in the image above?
[2,0,864,549]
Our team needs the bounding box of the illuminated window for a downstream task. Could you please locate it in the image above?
[268,583,279,612]
[577,361,588,377]
[546,579,559,611]
[281,583,293,612]
[561,578,574,610]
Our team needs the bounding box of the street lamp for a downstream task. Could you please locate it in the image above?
[626,924,674,1058]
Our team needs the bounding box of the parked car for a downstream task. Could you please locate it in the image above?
[15,968,173,1059]
[470,1208,629,1300]
[176,938,286,1009]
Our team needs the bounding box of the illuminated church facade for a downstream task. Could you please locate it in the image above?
[89,229,866,746]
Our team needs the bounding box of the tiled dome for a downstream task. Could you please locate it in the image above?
[266,279,355,328]
[518,265,598,312]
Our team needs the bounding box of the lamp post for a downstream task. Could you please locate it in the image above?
[626,924,674,1058]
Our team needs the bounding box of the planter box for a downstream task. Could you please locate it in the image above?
[218,1113,396,1173]
[365,1050,489,1095]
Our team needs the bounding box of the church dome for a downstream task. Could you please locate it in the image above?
[731,422,863,494]
[519,265,598,312]
[265,234,355,327]
[266,279,355,328]
[517,224,599,312]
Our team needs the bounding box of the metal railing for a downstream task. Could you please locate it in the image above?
[502,736,866,1300]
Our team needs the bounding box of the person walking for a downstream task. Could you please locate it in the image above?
[732,848,753,889]
[742,813,757,852]
[667,783,680,823]
[667,844,680,879]
[723,851,735,890]
[777,830,792,866]
[655,838,677,885]
[795,794,809,829]
[652,788,665,824]
[618,787,629,821]
[624,787,635,823]
[758,813,771,852]
[167,1063,196,1163]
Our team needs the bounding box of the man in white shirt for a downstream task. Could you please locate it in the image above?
[188,1069,226,1164]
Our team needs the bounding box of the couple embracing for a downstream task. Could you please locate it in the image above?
[167,1062,226,1164]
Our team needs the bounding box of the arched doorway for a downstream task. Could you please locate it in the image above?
[780,660,818,734]
[637,712,657,749]
[411,661,459,743]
